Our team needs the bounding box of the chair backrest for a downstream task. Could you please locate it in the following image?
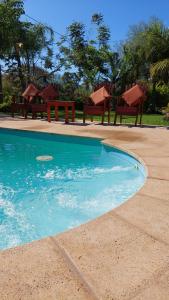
[90,86,111,106]
[39,84,59,103]
[22,83,40,103]
[122,84,145,107]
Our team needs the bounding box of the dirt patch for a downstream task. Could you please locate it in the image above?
[83,129,146,142]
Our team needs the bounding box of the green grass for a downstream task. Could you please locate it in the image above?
[136,114,169,126]
[72,111,169,126]
[3,109,169,126]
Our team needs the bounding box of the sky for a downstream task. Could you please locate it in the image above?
[24,0,169,47]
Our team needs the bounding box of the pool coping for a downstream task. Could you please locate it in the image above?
[0,117,169,299]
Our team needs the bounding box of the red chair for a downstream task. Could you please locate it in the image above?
[11,83,41,118]
[83,83,113,124]
[114,84,146,126]
[11,95,28,118]
[30,84,59,119]
[11,84,59,119]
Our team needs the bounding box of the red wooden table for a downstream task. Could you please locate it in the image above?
[47,101,75,123]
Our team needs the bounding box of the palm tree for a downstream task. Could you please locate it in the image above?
[150,59,169,83]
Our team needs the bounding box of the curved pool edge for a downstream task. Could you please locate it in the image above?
[0,120,169,300]
[101,138,148,177]
[0,127,147,251]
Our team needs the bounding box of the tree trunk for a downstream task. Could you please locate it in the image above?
[26,50,30,84]
[15,47,25,91]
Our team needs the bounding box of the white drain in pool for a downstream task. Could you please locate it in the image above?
[36,155,53,161]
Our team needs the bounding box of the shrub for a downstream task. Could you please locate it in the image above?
[155,83,169,107]
[0,102,11,112]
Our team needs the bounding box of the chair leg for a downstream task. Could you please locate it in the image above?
[139,113,143,125]
[101,114,104,124]
[114,113,117,125]
[108,110,110,124]
[135,114,138,126]
[24,110,28,119]
[91,116,93,122]
[120,115,122,124]
[83,113,86,124]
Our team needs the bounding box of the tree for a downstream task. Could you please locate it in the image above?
[0,0,54,91]
[60,72,79,100]
[57,14,118,89]
[0,0,25,89]
[150,59,169,83]
[0,0,24,57]
[120,18,169,85]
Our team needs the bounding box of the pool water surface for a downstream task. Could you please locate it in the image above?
[0,129,146,250]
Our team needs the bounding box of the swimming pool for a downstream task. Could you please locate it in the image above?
[0,128,146,250]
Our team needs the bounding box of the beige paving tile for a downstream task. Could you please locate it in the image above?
[129,148,169,158]
[143,157,169,167]
[0,238,92,300]
[56,213,169,300]
[133,285,169,300]
[1,116,169,299]
[148,166,169,180]
[140,178,169,201]
[116,194,169,245]
[133,269,169,300]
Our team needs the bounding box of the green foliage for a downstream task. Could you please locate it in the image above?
[155,83,169,107]
[0,0,54,90]
[57,14,118,89]
[1,2,169,112]
[0,0,24,57]
[162,103,169,113]
[59,72,79,100]
[150,59,169,82]
[2,74,19,101]
[97,25,110,47]
[92,13,103,26]
[120,18,169,87]
[0,101,11,112]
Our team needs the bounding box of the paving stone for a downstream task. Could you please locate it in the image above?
[116,194,169,245]
[56,213,169,300]
[0,238,92,300]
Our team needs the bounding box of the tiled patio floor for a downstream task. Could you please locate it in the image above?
[1,115,169,300]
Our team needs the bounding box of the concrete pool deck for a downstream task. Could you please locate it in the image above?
[0,115,169,300]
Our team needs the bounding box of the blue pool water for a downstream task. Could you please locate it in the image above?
[0,128,146,250]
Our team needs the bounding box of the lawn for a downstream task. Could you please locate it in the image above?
[74,111,169,126]
[2,110,169,126]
